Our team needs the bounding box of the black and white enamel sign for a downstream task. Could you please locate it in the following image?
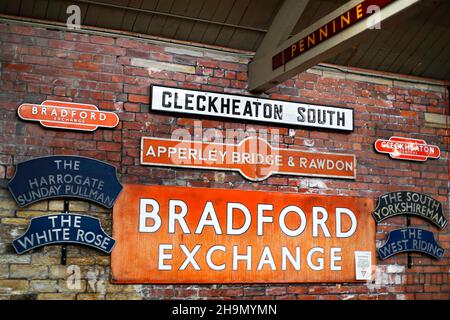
[378,227,444,260]
[12,214,115,254]
[372,191,447,229]
[8,156,122,208]
[150,85,354,131]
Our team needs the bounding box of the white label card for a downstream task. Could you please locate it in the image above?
[354,251,372,280]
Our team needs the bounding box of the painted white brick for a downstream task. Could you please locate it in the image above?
[346,73,393,86]
[204,51,250,64]
[165,46,203,58]
[130,58,196,74]
[425,113,450,128]
[321,69,347,79]
[387,264,405,273]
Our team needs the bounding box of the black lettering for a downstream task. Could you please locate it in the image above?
[197,95,206,111]
[243,101,253,117]
[317,110,326,124]
[327,110,335,125]
[174,92,183,109]
[263,103,272,118]
[297,107,305,122]
[274,105,283,120]
[185,94,194,110]
[162,91,172,108]
[337,111,345,127]
[253,101,261,117]
[307,109,316,123]
[221,97,230,114]
[232,99,240,115]
[208,97,218,113]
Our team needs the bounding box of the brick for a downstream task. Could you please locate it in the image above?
[10,25,35,36]
[38,293,76,300]
[130,58,196,74]
[104,283,139,293]
[0,280,29,294]
[10,265,48,279]
[151,52,173,62]
[286,286,308,294]
[0,265,8,279]
[106,293,142,300]
[73,61,101,71]
[165,46,203,57]
[49,265,69,279]
[197,59,218,68]
[0,254,31,264]
[89,35,114,45]
[30,280,58,293]
[66,256,96,265]
[219,61,239,71]
[68,201,89,212]
[26,202,48,211]
[77,293,106,300]
[266,287,286,296]
[95,256,111,265]
[16,210,47,218]
[128,94,149,104]
[0,199,18,210]
[31,254,61,265]
[124,103,141,112]
[48,200,64,211]
[425,112,450,128]
[116,38,142,49]
[97,142,121,152]
[1,218,29,225]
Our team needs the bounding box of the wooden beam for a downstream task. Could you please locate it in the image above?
[254,0,310,59]
[249,0,421,93]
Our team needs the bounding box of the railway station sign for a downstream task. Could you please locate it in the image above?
[12,214,115,254]
[18,100,119,131]
[8,156,122,208]
[150,85,354,131]
[374,136,440,161]
[141,136,356,181]
[378,227,444,260]
[372,191,447,229]
[271,0,395,70]
[112,184,375,283]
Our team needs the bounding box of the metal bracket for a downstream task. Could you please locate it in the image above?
[61,199,69,265]
[406,216,413,269]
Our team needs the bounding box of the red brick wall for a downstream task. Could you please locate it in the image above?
[0,21,448,300]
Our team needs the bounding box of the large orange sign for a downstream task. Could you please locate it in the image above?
[141,136,356,181]
[18,100,119,131]
[112,184,375,284]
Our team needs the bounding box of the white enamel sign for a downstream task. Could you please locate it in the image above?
[150,85,354,131]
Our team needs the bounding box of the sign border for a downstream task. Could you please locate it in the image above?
[17,100,120,132]
[112,183,376,284]
[149,84,355,132]
[140,136,357,181]
[7,155,123,208]
[372,191,447,229]
[377,227,444,260]
[12,213,116,254]
[374,136,441,162]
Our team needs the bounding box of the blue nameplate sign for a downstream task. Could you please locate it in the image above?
[8,156,122,208]
[12,214,115,254]
[372,191,447,229]
[378,227,444,260]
